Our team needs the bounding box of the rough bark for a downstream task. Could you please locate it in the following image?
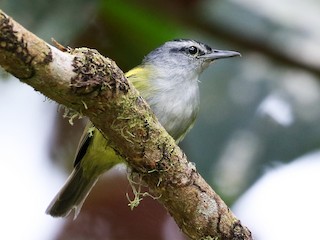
[0,10,252,240]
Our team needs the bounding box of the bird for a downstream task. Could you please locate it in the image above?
[46,39,241,218]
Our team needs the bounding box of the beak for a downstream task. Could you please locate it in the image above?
[201,50,241,61]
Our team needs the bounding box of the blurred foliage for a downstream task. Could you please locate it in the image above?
[2,0,320,206]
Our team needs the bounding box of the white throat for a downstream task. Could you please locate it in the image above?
[145,69,200,142]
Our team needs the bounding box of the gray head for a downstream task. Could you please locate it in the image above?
[143,39,241,76]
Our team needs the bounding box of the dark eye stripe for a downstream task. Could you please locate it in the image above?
[204,44,212,52]
[198,49,206,56]
[169,47,185,53]
[169,46,206,56]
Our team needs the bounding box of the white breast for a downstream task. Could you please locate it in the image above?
[144,72,200,142]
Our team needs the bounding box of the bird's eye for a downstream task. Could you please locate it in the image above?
[187,46,199,56]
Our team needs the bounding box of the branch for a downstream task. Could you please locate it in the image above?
[0,10,252,240]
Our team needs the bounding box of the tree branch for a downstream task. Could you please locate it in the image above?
[0,10,252,240]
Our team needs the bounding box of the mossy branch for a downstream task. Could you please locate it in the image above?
[0,10,252,240]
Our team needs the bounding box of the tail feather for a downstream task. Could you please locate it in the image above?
[46,165,99,219]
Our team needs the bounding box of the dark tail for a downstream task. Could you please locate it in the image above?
[46,165,99,219]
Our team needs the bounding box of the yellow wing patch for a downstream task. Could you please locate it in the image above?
[125,66,155,98]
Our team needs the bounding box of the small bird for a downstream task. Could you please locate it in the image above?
[46,39,240,218]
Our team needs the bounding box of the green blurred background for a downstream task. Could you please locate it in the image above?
[1,0,320,239]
